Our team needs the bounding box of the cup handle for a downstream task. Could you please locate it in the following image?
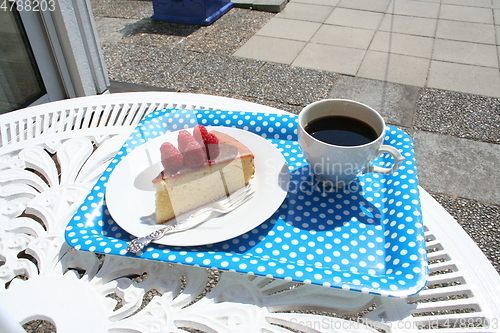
[367,145,405,175]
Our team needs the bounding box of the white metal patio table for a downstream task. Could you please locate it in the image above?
[1,92,499,333]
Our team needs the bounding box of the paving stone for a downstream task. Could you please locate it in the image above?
[275,2,334,22]
[255,17,321,42]
[337,0,391,12]
[234,35,306,64]
[439,4,494,24]
[369,31,434,58]
[427,61,500,98]
[442,0,492,7]
[357,51,430,87]
[231,0,254,9]
[325,7,384,30]
[386,0,440,18]
[310,25,375,49]
[432,39,499,68]
[292,43,366,76]
[252,0,289,12]
[378,14,437,37]
[413,130,500,205]
[233,0,288,12]
[415,89,500,144]
[328,75,420,128]
[290,0,340,5]
[436,20,496,45]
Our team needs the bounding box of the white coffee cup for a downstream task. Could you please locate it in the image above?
[298,99,404,187]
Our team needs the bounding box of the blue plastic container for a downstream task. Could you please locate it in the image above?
[152,0,233,25]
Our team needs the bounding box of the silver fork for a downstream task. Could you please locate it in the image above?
[126,185,254,253]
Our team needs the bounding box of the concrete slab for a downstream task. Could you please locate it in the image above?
[337,0,391,12]
[233,35,306,64]
[231,0,254,9]
[498,46,500,67]
[369,31,434,59]
[292,43,366,75]
[275,2,334,22]
[93,0,500,102]
[427,61,500,98]
[436,20,496,45]
[357,51,430,87]
[310,25,375,49]
[289,0,340,6]
[378,14,437,37]
[442,0,492,7]
[432,39,499,68]
[439,4,494,24]
[328,75,420,128]
[413,130,500,206]
[233,0,287,12]
[255,17,321,42]
[386,0,440,18]
[252,0,289,13]
[325,7,384,30]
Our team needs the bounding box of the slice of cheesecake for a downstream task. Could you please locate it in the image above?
[152,130,255,224]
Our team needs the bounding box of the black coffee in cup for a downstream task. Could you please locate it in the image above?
[304,115,378,146]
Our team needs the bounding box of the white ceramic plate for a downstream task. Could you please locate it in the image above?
[105,127,289,246]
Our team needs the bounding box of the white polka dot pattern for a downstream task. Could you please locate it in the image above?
[65,109,428,297]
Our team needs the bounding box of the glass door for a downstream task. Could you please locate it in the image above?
[0,8,47,114]
[0,1,109,115]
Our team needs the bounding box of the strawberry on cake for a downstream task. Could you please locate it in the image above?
[153,125,255,224]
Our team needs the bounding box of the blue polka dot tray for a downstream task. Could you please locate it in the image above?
[65,109,429,297]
